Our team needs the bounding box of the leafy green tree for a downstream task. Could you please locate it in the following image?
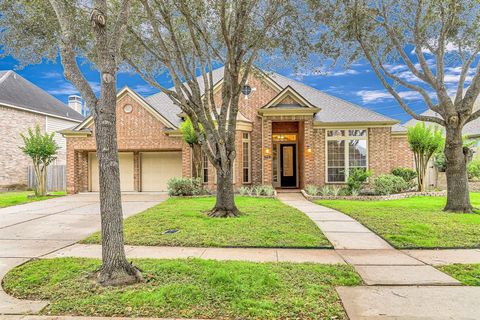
[125,0,314,217]
[20,124,59,197]
[181,118,203,179]
[315,0,480,212]
[1,0,142,285]
[407,123,443,191]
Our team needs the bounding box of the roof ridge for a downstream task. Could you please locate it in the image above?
[0,70,13,86]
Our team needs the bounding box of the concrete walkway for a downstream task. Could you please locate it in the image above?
[0,193,167,315]
[277,192,480,319]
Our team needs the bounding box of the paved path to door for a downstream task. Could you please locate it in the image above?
[277,192,480,319]
[0,193,167,315]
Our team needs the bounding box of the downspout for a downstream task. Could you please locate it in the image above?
[260,114,264,184]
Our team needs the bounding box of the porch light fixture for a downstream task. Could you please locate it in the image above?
[306,145,312,154]
[263,147,271,159]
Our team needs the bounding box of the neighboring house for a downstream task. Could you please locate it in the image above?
[0,71,84,191]
[61,67,412,194]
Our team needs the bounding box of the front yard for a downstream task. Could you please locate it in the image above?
[83,196,331,248]
[0,191,66,208]
[316,193,480,249]
[438,264,480,286]
[3,258,361,319]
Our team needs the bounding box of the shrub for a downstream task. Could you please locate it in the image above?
[372,174,408,195]
[347,168,371,193]
[331,186,341,196]
[238,185,275,197]
[468,160,480,180]
[305,184,318,196]
[391,167,417,189]
[433,152,447,172]
[167,177,207,196]
[319,186,331,196]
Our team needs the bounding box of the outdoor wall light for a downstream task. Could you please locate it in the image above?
[263,147,271,159]
[306,145,312,154]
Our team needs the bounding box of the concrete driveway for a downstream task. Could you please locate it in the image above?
[0,193,167,259]
[0,193,167,314]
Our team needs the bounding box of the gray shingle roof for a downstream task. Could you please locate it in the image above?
[143,67,398,128]
[268,72,398,124]
[404,97,480,137]
[0,71,84,121]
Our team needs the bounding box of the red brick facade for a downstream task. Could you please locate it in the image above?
[64,74,413,194]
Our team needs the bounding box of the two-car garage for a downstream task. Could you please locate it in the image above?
[88,151,182,192]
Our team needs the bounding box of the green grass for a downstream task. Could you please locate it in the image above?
[3,258,361,319]
[316,193,480,249]
[0,191,66,208]
[83,196,331,248]
[438,264,480,286]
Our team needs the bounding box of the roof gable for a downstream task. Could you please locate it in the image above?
[74,87,176,131]
[262,85,318,109]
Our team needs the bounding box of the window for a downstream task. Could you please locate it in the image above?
[242,133,251,183]
[272,133,297,142]
[241,85,252,96]
[326,129,367,182]
[202,153,209,183]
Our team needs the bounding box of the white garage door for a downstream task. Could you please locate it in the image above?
[89,152,134,192]
[141,152,182,191]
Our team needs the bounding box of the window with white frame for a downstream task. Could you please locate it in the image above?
[326,129,367,182]
[242,132,251,183]
[202,153,209,183]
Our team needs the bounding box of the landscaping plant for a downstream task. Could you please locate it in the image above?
[372,174,408,195]
[180,118,203,179]
[467,160,480,181]
[20,124,59,197]
[407,123,443,192]
[167,177,207,196]
[392,167,417,189]
[347,168,371,194]
[305,185,319,196]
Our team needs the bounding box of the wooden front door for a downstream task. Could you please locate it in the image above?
[280,144,297,187]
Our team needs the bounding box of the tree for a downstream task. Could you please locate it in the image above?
[20,124,59,197]
[181,118,203,179]
[124,0,311,217]
[0,0,142,285]
[316,0,480,212]
[407,123,443,191]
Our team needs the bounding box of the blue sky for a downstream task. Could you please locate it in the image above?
[0,53,471,124]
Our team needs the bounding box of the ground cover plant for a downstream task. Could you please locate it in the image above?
[83,196,330,248]
[438,264,480,286]
[0,191,65,208]
[3,258,361,320]
[316,193,480,248]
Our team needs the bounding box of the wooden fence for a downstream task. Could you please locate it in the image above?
[27,165,66,192]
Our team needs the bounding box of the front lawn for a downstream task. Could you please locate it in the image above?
[316,193,480,249]
[3,258,361,319]
[83,196,330,248]
[438,264,480,286]
[0,191,66,208]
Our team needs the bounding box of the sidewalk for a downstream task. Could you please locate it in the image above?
[277,192,480,319]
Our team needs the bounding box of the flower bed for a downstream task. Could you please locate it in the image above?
[301,189,446,201]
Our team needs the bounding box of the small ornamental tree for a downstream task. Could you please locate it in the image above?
[20,124,59,197]
[407,123,443,191]
[181,118,203,179]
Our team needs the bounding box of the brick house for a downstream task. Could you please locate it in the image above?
[0,71,84,191]
[62,68,412,194]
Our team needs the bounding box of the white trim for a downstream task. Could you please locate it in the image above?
[325,128,369,183]
[0,102,83,123]
[242,132,252,184]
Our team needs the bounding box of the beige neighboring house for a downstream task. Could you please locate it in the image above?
[0,71,84,191]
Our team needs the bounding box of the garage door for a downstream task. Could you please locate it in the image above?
[141,152,182,191]
[89,152,134,192]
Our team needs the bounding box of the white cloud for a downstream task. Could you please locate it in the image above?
[41,71,62,79]
[133,84,156,94]
[356,90,423,103]
[290,67,361,79]
[47,80,100,96]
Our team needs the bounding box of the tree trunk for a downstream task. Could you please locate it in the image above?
[209,163,240,217]
[191,144,202,179]
[444,125,473,213]
[94,71,142,286]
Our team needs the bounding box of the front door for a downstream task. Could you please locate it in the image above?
[280,144,297,187]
